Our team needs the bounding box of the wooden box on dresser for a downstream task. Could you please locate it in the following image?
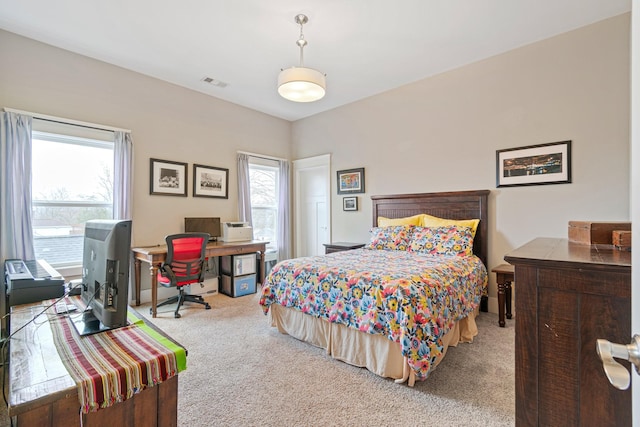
[504,238,631,427]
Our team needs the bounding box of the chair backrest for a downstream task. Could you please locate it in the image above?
[162,233,210,287]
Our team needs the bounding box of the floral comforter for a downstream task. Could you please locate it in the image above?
[259,248,487,380]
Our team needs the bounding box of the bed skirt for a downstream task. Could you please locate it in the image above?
[268,305,479,386]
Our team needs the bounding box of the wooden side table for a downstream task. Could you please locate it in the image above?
[491,264,515,327]
[323,242,365,254]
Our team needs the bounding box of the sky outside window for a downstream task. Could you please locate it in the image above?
[32,138,113,202]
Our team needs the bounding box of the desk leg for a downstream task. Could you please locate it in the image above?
[149,263,160,318]
[497,281,506,327]
[134,258,142,306]
[259,250,265,285]
[505,282,513,319]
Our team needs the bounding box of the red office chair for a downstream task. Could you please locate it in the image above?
[155,233,211,318]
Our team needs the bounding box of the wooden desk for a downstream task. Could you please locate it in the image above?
[491,264,515,327]
[132,240,268,317]
[8,303,184,426]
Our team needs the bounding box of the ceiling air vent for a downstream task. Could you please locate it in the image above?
[201,77,228,88]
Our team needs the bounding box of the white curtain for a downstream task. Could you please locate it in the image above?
[277,160,291,261]
[237,153,252,224]
[113,131,134,220]
[0,112,35,261]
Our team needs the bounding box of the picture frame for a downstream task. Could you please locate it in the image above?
[496,141,571,188]
[150,158,188,196]
[193,164,229,199]
[337,167,365,194]
[343,196,358,211]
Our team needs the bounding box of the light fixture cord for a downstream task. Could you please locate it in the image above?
[297,20,307,67]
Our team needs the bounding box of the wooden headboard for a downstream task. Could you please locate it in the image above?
[371,190,490,266]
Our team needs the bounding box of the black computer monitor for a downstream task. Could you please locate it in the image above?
[185,217,220,240]
[72,219,132,336]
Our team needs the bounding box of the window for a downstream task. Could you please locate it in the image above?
[248,161,279,250]
[31,127,114,268]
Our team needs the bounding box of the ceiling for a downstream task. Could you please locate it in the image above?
[0,1,631,122]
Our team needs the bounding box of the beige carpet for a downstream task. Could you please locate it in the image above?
[142,292,515,427]
[0,292,515,426]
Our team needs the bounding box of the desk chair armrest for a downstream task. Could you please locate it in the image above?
[159,264,176,281]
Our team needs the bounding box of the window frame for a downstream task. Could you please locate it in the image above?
[248,159,280,250]
[31,129,115,271]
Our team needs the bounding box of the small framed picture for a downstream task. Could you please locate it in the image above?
[193,164,229,199]
[343,196,358,211]
[496,141,571,188]
[337,168,365,194]
[150,158,188,196]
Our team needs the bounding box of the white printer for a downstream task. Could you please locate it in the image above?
[220,222,253,242]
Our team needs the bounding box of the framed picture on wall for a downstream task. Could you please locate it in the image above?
[337,168,365,194]
[193,164,229,199]
[150,158,188,196]
[343,197,358,211]
[496,140,572,188]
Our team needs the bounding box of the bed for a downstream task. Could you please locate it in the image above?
[259,190,490,386]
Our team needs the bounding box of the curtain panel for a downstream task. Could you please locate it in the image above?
[0,112,36,262]
[113,131,134,220]
[236,153,253,225]
[277,160,291,261]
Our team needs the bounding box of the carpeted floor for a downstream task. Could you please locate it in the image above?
[143,292,515,427]
[0,292,515,426]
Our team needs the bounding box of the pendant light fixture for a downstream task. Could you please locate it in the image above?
[278,14,326,103]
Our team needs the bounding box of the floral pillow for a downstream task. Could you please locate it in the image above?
[366,225,413,251]
[409,225,474,257]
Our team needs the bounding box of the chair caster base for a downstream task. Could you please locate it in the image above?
[205,303,211,310]
[174,312,181,318]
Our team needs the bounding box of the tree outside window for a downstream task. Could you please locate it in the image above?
[31,132,114,267]
[249,164,278,250]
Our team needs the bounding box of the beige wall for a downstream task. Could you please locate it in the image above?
[0,29,291,296]
[0,13,631,310]
[0,30,291,246]
[292,13,631,311]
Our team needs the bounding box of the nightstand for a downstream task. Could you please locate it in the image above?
[323,242,365,254]
[491,264,515,327]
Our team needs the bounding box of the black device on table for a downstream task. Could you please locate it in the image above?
[4,259,65,307]
[71,219,132,336]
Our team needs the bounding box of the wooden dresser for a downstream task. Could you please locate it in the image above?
[9,304,184,426]
[505,238,631,426]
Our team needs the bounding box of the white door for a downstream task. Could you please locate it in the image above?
[632,0,639,421]
[293,154,331,258]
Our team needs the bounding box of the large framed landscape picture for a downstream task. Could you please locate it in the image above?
[496,141,571,188]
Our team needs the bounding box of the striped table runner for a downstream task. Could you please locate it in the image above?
[47,298,187,413]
